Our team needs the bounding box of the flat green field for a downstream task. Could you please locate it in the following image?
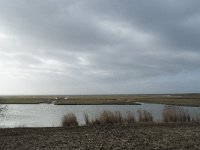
[0,94,200,106]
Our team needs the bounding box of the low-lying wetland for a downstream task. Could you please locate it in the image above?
[1,94,200,106]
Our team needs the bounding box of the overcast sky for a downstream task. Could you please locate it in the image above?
[0,0,200,95]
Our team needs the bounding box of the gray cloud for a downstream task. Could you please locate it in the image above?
[0,0,200,94]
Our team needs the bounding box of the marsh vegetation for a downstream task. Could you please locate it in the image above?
[62,106,200,127]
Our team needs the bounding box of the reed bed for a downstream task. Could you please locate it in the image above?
[84,110,123,125]
[62,107,199,127]
[84,110,136,125]
[99,110,123,124]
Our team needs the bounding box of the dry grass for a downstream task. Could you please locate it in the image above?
[162,106,191,122]
[97,110,123,124]
[83,113,101,126]
[84,110,136,125]
[62,113,78,127]
[62,108,199,127]
[137,109,153,122]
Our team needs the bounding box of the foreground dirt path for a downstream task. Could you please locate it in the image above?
[0,124,199,150]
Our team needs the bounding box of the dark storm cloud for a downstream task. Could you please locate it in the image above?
[85,0,200,52]
[0,0,200,94]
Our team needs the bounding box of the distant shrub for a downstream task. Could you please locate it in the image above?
[62,113,78,127]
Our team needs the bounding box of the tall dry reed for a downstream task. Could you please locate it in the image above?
[137,109,153,122]
[162,106,190,122]
[123,111,135,124]
[98,110,123,124]
[83,110,136,125]
[84,113,90,125]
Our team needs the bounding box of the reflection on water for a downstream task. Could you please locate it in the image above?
[0,103,199,128]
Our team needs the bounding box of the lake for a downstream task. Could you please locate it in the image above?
[0,103,199,128]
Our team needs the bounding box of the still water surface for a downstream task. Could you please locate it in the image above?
[0,103,199,128]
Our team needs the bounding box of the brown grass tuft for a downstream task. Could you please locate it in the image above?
[62,113,78,127]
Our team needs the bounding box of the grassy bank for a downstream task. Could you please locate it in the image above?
[0,93,200,106]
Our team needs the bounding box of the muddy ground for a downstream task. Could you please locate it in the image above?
[0,123,199,150]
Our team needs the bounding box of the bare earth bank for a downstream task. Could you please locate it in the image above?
[0,123,199,150]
